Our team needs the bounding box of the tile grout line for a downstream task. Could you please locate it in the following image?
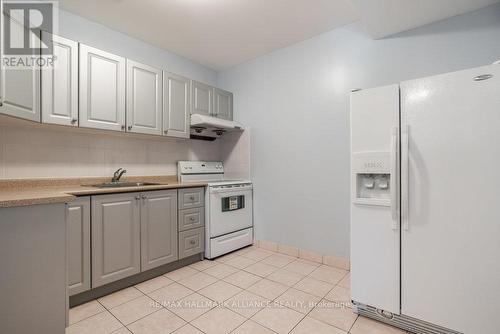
[98,286,147,311]
[67,308,108,327]
[250,245,354,333]
[122,288,195,331]
[105,292,164,331]
[228,317,279,334]
[69,245,352,333]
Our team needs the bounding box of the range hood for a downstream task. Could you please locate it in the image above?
[190,114,244,140]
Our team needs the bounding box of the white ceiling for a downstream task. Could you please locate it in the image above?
[58,0,500,70]
[58,0,358,70]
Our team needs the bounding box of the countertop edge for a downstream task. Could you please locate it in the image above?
[0,182,207,209]
[0,194,77,209]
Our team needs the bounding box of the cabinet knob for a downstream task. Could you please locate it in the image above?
[135,196,141,200]
[141,195,147,200]
[164,130,168,134]
[121,125,125,130]
[71,118,77,124]
[189,196,195,201]
[0,98,3,107]
[128,125,133,130]
[190,217,196,221]
[190,240,196,245]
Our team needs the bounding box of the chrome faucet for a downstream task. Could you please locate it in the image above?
[111,168,127,183]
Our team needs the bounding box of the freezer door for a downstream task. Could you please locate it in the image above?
[401,64,500,334]
[350,84,400,314]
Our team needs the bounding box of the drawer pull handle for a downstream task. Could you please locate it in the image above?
[135,196,141,200]
[189,240,196,245]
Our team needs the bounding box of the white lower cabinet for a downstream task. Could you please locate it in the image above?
[90,190,179,288]
[67,197,91,296]
[140,190,178,271]
[91,192,141,288]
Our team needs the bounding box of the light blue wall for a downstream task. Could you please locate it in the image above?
[58,9,217,85]
[217,4,500,258]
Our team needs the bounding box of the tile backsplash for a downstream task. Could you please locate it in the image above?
[0,117,223,179]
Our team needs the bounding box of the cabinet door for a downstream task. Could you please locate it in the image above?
[140,190,178,271]
[163,71,190,138]
[0,17,40,122]
[67,197,91,296]
[191,81,213,116]
[214,88,233,120]
[91,192,141,287]
[126,60,162,135]
[41,33,78,126]
[79,44,126,132]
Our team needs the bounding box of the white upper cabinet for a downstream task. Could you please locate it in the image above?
[191,81,213,116]
[163,71,190,138]
[213,88,233,120]
[0,15,40,122]
[79,44,126,132]
[191,81,234,121]
[126,60,162,135]
[41,33,78,126]
[0,65,41,122]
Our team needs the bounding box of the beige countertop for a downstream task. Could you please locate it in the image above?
[0,175,207,208]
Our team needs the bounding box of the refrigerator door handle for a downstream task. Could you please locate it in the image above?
[401,125,410,230]
[390,126,399,229]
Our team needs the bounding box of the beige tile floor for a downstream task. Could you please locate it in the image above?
[66,245,412,334]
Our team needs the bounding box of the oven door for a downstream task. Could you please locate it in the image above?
[209,184,253,238]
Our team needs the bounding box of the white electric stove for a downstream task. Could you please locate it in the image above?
[178,161,253,259]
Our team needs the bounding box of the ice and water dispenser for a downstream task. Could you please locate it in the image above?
[352,152,392,206]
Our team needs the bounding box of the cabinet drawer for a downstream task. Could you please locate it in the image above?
[178,187,204,209]
[179,227,204,259]
[179,207,205,232]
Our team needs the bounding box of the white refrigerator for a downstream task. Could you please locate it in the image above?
[351,64,500,334]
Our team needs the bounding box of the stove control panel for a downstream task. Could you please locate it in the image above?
[178,161,224,175]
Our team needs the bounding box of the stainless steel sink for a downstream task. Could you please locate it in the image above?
[92,182,162,188]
